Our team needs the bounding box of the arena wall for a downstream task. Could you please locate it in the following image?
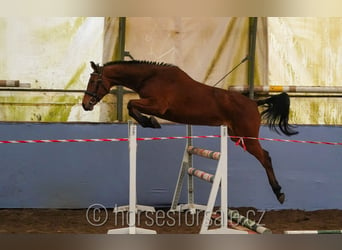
[0,122,340,211]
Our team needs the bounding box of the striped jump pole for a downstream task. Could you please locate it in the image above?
[188,167,215,183]
[170,131,223,214]
[187,146,221,160]
[228,85,342,94]
[211,210,271,234]
[285,230,342,234]
[0,80,30,88]
[170,125,247,234]
[228,209,272,234]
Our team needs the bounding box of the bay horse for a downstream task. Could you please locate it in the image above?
[82,60,298,204]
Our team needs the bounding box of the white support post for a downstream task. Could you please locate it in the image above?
[200,126,244,234]
[170,125,207,214]
[170,125,246,234]
[107,121,156,234]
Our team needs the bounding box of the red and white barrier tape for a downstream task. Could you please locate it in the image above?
[229,136,342,146]
[0,135,340,146]
[0,135,219,144]
[0,138,128,144]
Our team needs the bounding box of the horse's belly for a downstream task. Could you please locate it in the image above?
[162,109,229,127]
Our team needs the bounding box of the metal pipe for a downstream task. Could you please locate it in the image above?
[116,17,127,122]
[2,85,341,95]
[0,88,85,93]
[228,85,342,93]
[0,80,30,87]
[248,17,258,99]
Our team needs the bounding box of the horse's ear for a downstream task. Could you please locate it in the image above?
[90,61,98,73]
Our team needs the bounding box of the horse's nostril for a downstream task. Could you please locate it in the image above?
[89,97,97,106]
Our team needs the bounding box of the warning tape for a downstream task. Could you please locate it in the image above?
[229,136,342,146]
[0,138,128,144]
[276,137,342,146]
[0,134,340,146]
[0,135,219,144]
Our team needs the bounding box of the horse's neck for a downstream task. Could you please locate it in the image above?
[104,64,151,91]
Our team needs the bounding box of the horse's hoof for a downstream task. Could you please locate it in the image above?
[277,193,285,204]
[150,116,161,128]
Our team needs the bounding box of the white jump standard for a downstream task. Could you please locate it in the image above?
[107,121,156,234]
[170,125,247,234]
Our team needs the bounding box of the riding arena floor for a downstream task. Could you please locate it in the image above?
[1,207,342,234]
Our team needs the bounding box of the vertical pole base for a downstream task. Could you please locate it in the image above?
[201,228,248,234]
[173,203,207,215]
[107,227,157,234]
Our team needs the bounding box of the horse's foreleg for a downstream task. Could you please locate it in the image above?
[128,107,160,128]
[127,99,165,128]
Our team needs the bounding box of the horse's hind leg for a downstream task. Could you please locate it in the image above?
[230,124,285,204]
[244,139,285,204]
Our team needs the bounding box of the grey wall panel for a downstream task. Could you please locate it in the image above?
[0,123,340,210]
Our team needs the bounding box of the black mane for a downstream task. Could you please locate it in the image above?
[104,60,175,67]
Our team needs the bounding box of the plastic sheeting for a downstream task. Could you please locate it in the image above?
[268,17,342,125]
[104,17,268,122]
[0,17,341,125]
[0,17,104,122]
[123,17,267,87]
[100,17,342,125]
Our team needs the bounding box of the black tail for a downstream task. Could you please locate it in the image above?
[257,92,298,136]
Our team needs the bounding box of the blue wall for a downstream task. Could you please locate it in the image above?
[0,122,341,210]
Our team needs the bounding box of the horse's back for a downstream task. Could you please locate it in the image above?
[213,88,259,118]
[144,65,260,127]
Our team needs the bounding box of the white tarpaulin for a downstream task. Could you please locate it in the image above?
[109,17,267,88]
[268,17,342,125]
[0,17,104,121]
[104,17,267,122]
[0,17,340,124]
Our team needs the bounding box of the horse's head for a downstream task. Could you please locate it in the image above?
[82,61,110,111]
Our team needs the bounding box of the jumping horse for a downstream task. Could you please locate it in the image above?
[82,60,298,204]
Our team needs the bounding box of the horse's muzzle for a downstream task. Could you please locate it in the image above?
[82,103,93,111]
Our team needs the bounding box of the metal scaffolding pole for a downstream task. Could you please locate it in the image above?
[228,85,342,94]
[115,17,126,122]
[248,17,258,99]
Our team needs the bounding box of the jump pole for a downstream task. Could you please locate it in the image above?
[170,125,246,234]
[107,121,156,234]
[285,230,342,234]
[199,125,244,234]
[170,125,206,213]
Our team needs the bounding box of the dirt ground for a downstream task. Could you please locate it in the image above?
[1,207,342,234]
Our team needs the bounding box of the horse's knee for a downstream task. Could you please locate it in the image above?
[127,100,134,114]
